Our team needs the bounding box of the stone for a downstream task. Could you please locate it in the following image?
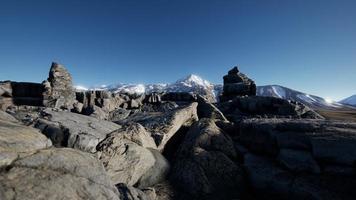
[244,153,293,198]
[0,148,121,200]
[96,131,169,187]
[239,118,356,166]
[0,119,52,167]
[220,96,323,120]
[196,95,227,121]
[35,108,121,153]
[161,92,197,102]
[109,108,131,122]
[0,110,17,122]
[45,62,76,110]
[116,183,155,200]
[171,119,246,199]
[277,149,321,173]
[220,66,256,101]
[144,92,162,104]
[120,103,198,151]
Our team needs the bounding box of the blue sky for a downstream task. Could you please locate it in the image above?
[0,0,355,100]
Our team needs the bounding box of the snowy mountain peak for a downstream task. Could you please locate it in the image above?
[340,95,356,106]
[176,74,212,88]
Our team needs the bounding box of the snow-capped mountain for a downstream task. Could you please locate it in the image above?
[339,95,356,106]
[75,76,355,110]
[257,85,344,109]
[79,74,216,102]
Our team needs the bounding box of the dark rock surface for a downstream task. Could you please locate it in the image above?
[170,118,246,199]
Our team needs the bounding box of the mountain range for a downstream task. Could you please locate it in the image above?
[75,74,356,109]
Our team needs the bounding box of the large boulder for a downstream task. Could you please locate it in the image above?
[119,103,198,151]
[0,119,52,167]
[0,148,121,200]
[35,108,121,153]
[43,62,76,110]
[96,124,169,187]
[171,118,246,199]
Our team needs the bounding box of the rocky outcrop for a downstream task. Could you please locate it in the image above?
[171,119,246,199]
[43,62,76,110]
[35,108,121,152]
[0,148,121,200]
[96,123,169,187]
[220,66,256,102]
[219,95,324,121]
[196,95,227,121]
[239,118,356,166]
[0,81,45,109]
[0,119,52,167]
[119,103,199,151]
[161,92,197,102]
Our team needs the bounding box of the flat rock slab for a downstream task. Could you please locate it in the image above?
[37,108,121,153]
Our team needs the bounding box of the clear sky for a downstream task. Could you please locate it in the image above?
[0,0,355,100]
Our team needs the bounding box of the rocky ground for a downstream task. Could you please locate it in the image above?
[1,63,356,200]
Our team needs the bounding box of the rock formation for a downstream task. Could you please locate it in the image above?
[43,62,76,109]
[220,66,257,102]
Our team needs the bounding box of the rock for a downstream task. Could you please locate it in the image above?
[220,96,323,120]
[239,118,356,166]
[109,108,131,122]
[244,153,293,198]
[161,92,197,102]
[196,95,227,121]
[171,119,246,199]
[144,92,162,104]
[0,148,121,200]
[96,129,169,187]
[278,149,320,173]
[0,119,52,167]
[89,105,109,120]
[129,99,141,109]
[120,103,198,151]
[45,62,76,110]
[116,183,155,200]
[35,108,121,153]
[220,66,256,101]
[141,101,179,113]
[107,123,157,149]
[0,110,17,122]
[72,101,83,113]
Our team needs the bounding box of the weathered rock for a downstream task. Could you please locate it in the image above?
[244,153,293,198]
[0,110,17,122]
[220,96,323,120]
[278,149,320,173]
[96,129,169,187]
[109,108,131,122]
[161,92,197,102]
[196,95,227,121]
[171,119,246,199]
[220,66,256,101]
[0,119,52,167]
[239,118,356,166]
[144,92,162,104]
[35,108,121,153]
[119,103,198,151]
[45,62,76,110]
[107,123,157,149]
[0,148,121,200]
[117,183,155,200]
